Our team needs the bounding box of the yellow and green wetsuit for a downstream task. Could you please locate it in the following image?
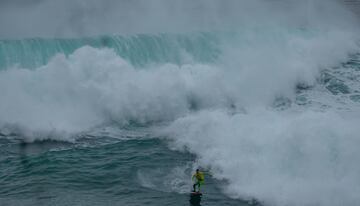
[192,171,204,192]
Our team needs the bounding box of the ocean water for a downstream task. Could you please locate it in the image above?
[1,1,360,206]
[0,133,249,206]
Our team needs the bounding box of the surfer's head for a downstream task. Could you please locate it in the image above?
[196,169,199,173]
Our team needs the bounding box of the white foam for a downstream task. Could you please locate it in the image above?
[0,46,219,140]
[0,22,358,141]
[163,109,360,206]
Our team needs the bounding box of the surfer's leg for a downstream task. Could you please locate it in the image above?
[193,182,200,192]
[193,183,196,192]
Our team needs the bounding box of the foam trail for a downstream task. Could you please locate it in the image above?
[137,164,192,194]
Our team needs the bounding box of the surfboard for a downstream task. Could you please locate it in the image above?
[190,192,202,196]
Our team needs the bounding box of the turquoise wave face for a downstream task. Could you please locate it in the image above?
[0,33,220,70]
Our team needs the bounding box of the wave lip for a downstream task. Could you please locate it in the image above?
[0,33,220,70]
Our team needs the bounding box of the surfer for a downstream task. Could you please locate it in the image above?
[192,169,204,192]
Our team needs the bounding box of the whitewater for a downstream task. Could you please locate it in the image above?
[1,0,360,206]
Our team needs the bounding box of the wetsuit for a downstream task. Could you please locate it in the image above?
[192,172,204,192]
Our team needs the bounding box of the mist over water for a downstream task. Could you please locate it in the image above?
[1,0,360,206]
[0,0,358,38]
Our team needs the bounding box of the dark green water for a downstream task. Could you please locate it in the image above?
[0,134,251,206]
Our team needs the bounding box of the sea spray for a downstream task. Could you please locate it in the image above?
[163,109,360,206]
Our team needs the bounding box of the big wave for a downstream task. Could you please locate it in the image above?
[1,0,360,205]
